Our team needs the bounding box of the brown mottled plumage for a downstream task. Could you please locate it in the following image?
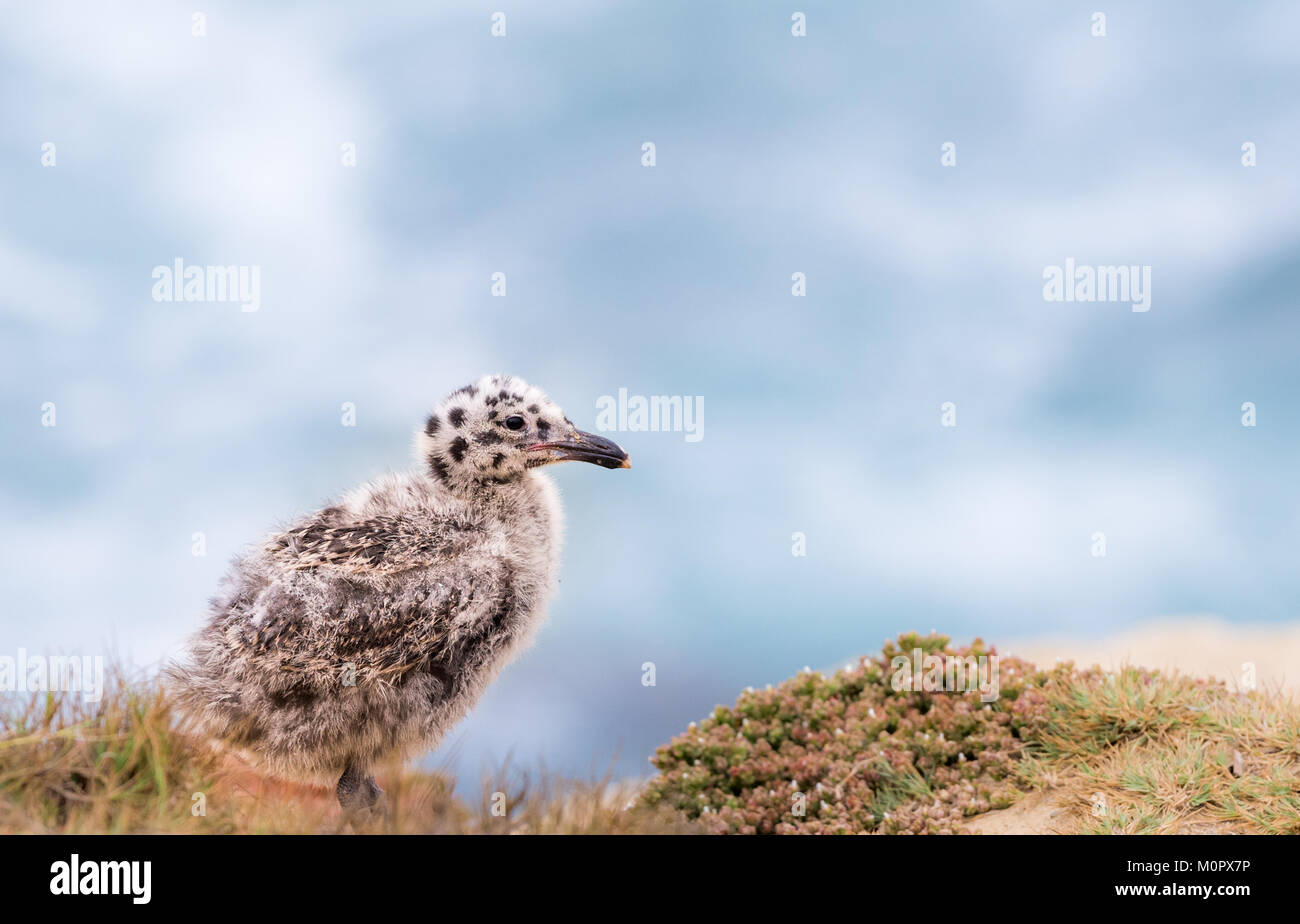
[167,375,629,814]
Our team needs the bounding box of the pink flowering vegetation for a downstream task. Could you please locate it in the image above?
[641,632,1062,834]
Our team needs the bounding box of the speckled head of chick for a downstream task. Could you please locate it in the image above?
[416,374,629,491]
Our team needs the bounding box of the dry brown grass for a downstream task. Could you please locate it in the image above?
[1011,666,1300,834]
[0,666,694,834]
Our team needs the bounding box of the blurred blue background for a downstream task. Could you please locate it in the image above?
[2,1,1298,788]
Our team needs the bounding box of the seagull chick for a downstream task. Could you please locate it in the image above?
[169,374,629,815]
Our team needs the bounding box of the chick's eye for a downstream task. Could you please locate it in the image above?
[504,415,526,431]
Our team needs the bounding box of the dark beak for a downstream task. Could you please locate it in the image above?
[527,430,631,469]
